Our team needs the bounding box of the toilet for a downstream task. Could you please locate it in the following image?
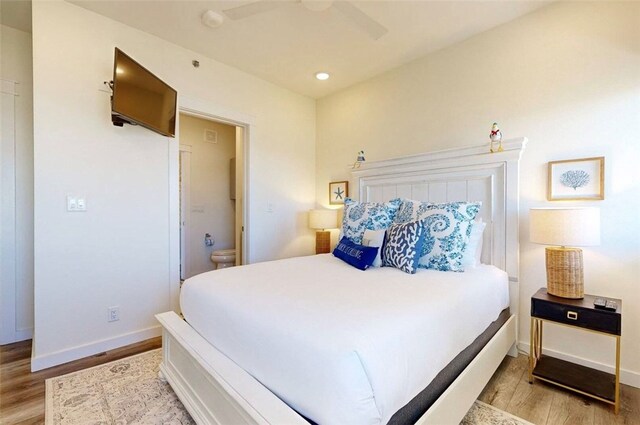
[210,249,236,269]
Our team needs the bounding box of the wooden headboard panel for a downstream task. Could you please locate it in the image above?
[350,138,527,318]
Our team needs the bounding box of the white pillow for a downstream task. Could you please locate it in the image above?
[362,229,386,267]
[462,221,486,268]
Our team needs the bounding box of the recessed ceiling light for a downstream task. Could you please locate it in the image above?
[202,10,224,29]
[315,72,330,81]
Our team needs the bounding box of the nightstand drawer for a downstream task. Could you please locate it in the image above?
[531,298,621,335]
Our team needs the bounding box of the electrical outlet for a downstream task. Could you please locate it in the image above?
[108,306,120,322]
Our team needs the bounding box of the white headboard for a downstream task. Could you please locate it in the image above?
[350,138,527,319]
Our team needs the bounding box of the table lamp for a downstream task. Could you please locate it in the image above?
[309,209,339,254]
[530,207,600,299]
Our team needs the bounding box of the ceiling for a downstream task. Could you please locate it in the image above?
[0,0,32,33]
[6,1,550,98]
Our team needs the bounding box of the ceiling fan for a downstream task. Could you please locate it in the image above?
[222,0,388,40]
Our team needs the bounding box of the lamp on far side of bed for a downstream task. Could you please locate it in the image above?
[530,208,600,299]
[309,209,339,254]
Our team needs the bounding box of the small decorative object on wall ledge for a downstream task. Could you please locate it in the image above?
[351,150,366,169]
[548,157,604,201]
[489,122,503,153]
[329,181,349,205]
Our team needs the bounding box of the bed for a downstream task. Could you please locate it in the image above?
[156,137,527,425]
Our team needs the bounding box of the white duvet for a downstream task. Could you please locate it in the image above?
[181,254,509,425]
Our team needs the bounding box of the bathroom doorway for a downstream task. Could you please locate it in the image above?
[178,113,245,280]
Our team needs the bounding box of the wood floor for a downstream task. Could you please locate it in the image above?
[0,339,638,425]
[479,354,640,425]
[0,337,161,425]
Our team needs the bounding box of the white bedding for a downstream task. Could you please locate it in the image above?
[180,254,509,425]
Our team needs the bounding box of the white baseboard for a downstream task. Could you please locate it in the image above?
[15,328,33,342]
[31,326,161,372]
[519,341,640,389]
[0,327,33,345]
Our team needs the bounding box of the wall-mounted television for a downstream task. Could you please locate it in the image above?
[111,48,177,137]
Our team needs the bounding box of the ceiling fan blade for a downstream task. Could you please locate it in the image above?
[223,1,293,20]
[332,1,388,40]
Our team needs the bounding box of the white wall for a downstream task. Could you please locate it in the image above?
[31,0,316,369]
[0,24,34,343]
[179,114,236,277]
[316,2,640,386]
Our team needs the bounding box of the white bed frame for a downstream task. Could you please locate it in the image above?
[156,138,527,425]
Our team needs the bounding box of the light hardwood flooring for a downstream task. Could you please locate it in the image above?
[479,353,640,425]
[0,339,638,425]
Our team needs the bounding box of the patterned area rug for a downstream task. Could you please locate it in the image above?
[45,349,193,424]
[46,349,532,425]
[462,401,534,425]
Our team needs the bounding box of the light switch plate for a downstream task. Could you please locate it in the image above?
[67,196,78,211]
[67,196,87,212]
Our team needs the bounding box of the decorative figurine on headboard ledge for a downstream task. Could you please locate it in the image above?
[489,122,503,153]
[352,150,366,169]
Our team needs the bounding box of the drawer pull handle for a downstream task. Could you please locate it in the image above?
[567,311,578,320]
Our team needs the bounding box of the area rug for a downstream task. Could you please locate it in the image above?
[461,401,534,425]
[45,349,194,425]
[46,349,532,425]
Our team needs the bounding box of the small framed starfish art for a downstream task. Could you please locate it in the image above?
[329,181,349,205]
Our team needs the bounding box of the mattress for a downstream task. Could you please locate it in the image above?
[389,307,511,424]
[180,254,510,425]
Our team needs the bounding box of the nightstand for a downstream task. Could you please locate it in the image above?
[529,288,622,414]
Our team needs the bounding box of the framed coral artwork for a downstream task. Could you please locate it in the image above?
[548,157,604,201]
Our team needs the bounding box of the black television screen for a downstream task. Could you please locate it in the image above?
[111,48,177,137]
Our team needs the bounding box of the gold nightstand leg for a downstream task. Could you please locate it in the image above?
[529,317,534,383]
[538,320,544,360]
[615,335,621,414]
[529,318,544,384]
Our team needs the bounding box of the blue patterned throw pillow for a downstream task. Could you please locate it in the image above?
[333,237,379,271]
[382,221,426,274]
[394,200,481,272]
[341,197,402,244]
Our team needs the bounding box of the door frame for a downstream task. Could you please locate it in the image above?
[178,145,192,281]
[169,95,254,311]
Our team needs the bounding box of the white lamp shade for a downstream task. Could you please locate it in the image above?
[530,207,600,247]
[309,209,338,230]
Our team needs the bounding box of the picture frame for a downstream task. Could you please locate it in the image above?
[329,181,349,205]
[548,157,604,201]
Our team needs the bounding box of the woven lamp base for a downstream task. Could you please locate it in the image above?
[315,231,331,254]
[545,247,584,299]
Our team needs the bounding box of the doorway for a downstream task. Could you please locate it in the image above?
[178,113,245,280]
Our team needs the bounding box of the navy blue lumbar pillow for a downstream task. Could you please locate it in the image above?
[333,236,379,271]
